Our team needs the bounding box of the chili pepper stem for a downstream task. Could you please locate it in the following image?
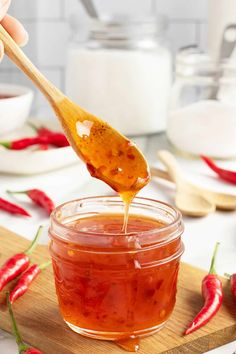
[209,242,220,275]
[39,260,51,270]
[224,273,231,279]
[27,122,38,132]
[7,190,28,195]
[6,292,29,353]
[24,226,43,255]
[0,141,11,148]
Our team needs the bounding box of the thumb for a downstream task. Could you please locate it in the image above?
[0,0,11,21]
[0,39,4,62]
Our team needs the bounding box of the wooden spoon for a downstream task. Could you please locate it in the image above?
[151,166,236,211]
[157,150,215,217]
[0,25,150,201]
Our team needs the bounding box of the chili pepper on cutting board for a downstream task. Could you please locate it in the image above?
[7,189,55,215]
[0,226,42,292]
[6,292,43,354]
[201,155,236,185]
[0,198,30,217]
[10,260,51,304]
[184,242,223,335]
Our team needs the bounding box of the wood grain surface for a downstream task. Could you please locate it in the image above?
[0,226,235,354]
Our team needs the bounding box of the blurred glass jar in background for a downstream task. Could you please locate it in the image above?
[167,47,236,159]
[66,15,172,136]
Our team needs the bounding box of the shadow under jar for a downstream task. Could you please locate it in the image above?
[49,196,184,343]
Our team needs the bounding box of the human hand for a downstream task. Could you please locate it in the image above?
[0,0,28,61]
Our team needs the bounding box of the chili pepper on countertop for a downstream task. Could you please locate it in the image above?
[29,122,69,148]
[185,242,223,335]
[7,189,55,215]
[6,292,43,354]
[201,155,236,185]
[225,273,236,301]
[10,260,51,304]
[0,198,30,217]
[0,226,42,292]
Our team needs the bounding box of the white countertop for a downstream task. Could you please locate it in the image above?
[0,132,235,353]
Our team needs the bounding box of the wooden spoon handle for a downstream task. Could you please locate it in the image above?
[157,150,184,185]
[0,25,64,103]
[150,167,172,182]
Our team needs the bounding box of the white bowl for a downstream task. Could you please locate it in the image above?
[0,84,34,136]
[0,120,81,174]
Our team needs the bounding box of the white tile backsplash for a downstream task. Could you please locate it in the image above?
[36,21,69,66]
[37,0,62,19]
[153,0,207,20]
[0,0,208,116]
[167,22,197,54]
[63,0,85,18]
[9,0,36,20]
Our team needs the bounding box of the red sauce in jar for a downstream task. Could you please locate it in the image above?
[50,212,182,343]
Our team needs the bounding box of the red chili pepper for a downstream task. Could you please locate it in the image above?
[201,155,236,185]
[0,226,42,292]
[230,274,236,300]
[10,260,51,304]
[41,131,69,147]
[0,133,69,150]
[29,123,69,148]
[6,292,43,354]
[0,197,30,217]
[38,144,49,151]
[7,189,55,215]
[37,127,53,135]
[184,242,223,335]
[0,137,46,150]
[225,273,236,301]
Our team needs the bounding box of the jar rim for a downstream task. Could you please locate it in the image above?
[89,15,168,40]
[176,45,236,70]
[50,196,183,239]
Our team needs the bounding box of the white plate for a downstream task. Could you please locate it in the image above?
[0,119,80,174]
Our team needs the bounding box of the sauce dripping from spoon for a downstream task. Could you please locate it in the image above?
[0,24,150,232]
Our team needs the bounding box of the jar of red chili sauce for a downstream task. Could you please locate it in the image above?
[49,196,184,341]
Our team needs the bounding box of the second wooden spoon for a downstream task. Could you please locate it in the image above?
[151,166,236,211]
[157,150,215,217]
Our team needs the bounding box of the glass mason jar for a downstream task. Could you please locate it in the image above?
[66,16,172,136]
[167,46,236,159]
[49,196,184,341]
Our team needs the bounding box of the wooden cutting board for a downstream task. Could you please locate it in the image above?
[0,226,235,354]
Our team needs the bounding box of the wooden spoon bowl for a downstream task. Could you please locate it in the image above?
[157,150,216,217]
[151,167,236,211]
